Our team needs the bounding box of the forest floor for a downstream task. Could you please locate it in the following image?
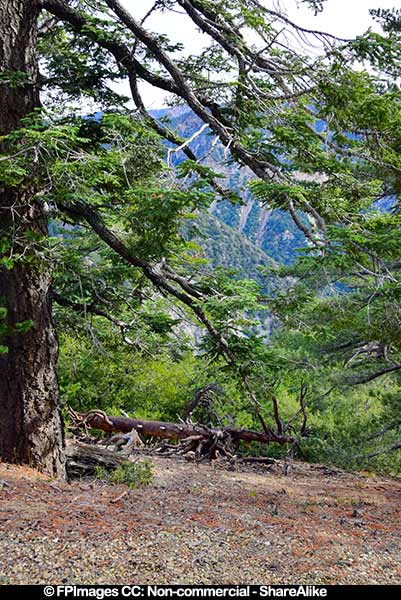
[0,454,400,585]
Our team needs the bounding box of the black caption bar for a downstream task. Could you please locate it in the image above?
[0,586,400,598]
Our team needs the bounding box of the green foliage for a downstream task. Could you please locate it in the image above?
[0,304,33,354]
[95,460,153,489]
[300,383,401,474]
[59,330,206,421]
[38,17,130,107]
[0,70,32,88]
[371,8,401,33]
[0,305,8,354]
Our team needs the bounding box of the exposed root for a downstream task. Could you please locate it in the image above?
[153,428,237,462]
[68,407,114,443]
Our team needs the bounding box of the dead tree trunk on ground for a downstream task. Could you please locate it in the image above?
[65,441,124,478]
[69,409,295,461]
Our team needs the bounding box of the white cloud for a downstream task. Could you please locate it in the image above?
[118,0,396,108]
[283,0,396,37]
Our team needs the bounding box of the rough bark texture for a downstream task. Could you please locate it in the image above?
[0,0,65,477]
[65,441,124,479]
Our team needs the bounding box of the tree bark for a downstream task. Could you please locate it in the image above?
[65,441,124,479]
[0,0,65,477]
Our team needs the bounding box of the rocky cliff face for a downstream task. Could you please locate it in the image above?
[154,107,306,266]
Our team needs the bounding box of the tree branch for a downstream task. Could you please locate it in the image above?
[56,200,235,364]
[350,363,401,385]
[41,0,181,95]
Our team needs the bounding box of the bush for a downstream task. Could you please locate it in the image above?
[58,331,210,421]
[95,459,153,489]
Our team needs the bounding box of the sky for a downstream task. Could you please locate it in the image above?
[118,0,399,108]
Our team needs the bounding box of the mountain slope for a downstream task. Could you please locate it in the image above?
[153,108,306,265]
[184,211,276,290]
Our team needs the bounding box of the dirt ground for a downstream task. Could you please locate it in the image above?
[1,454,400,584]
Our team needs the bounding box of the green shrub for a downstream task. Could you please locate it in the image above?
[58,331,210,421]
[95,459,153,489]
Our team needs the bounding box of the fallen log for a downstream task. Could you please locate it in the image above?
[65,440,124,479]
[70,409,295,458]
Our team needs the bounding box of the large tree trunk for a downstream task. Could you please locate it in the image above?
[0,0,65,477]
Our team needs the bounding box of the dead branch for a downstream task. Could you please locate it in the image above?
[272,395,283,435]
[105,428,144,455]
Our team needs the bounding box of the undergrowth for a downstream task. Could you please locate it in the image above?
[95,459,153,489]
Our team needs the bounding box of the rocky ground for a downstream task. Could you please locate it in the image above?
[0,455,400,584]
